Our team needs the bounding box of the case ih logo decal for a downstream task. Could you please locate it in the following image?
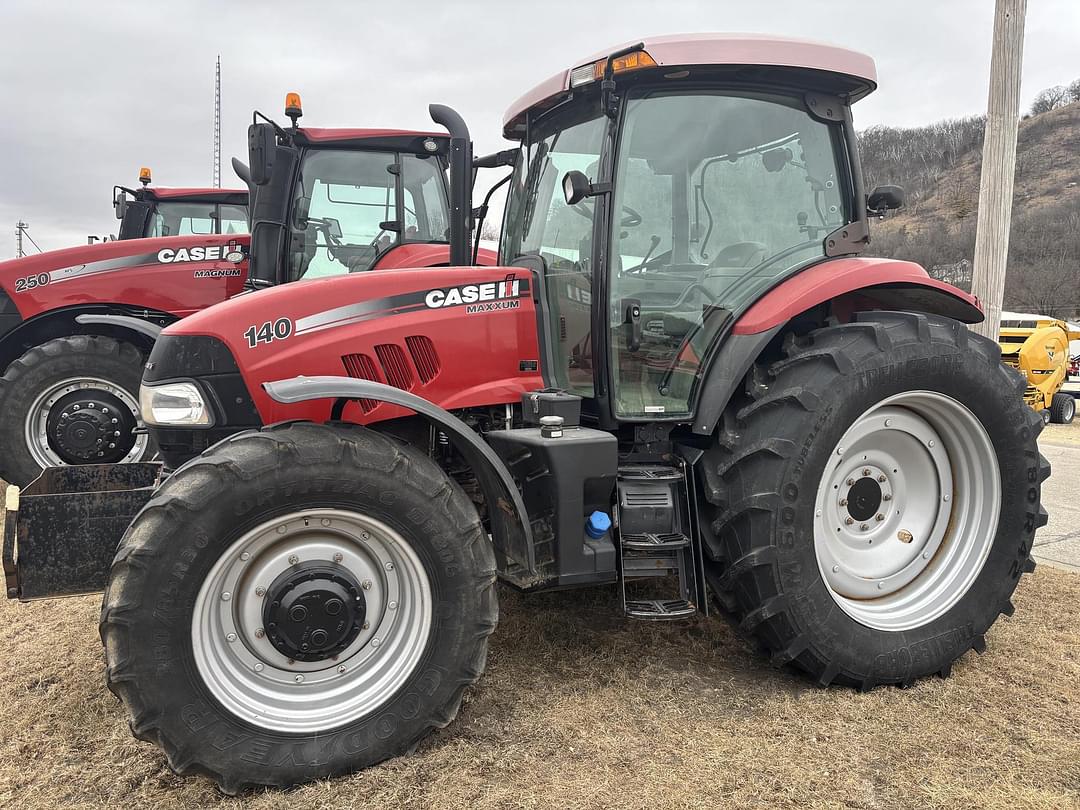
[291,275,531,338]
[158,241,246,265]
[424,275,524,314]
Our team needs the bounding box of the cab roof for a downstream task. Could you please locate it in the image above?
[503,33,878,138]
[145,187,247,200]
[291,128,450,153]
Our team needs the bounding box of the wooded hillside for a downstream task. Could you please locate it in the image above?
[861,86,1080,320]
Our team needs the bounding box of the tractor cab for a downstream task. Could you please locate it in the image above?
[499,34,890,426]
[243,94,457,289]
[113,168,249,240]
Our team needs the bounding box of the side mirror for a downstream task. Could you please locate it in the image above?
[867,185,904,215]
[562,170,594,205]
[113,190,127,220]
[323,217,343,239]
[248,122,277,186]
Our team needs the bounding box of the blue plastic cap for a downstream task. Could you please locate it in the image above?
[585,510,612,539]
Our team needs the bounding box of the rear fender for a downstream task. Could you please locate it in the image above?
[691,258,983,437]
[264,376,536,577]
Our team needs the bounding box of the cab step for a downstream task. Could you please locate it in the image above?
[621,532,691,551]
[617,463,701,621]
[625,598,697,621]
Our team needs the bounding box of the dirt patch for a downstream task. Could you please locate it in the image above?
[1,569,1078,809]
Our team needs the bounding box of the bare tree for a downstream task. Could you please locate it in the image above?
[1029,85,1070,115]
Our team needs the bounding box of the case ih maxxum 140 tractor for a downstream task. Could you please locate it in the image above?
[0,105,483,485]
[4,35,1049,792]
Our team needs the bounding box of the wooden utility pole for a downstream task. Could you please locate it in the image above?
[969,0,1027,339]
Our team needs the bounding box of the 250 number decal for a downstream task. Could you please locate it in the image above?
[243,318,292,348]
[14,273,50,293]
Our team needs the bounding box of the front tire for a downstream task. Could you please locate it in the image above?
[0,335,151,485]
[1049,391,1075,424]
[100,422,497,792]
[702,312,1049,689]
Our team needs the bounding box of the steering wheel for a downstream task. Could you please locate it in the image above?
[569,202,642,228]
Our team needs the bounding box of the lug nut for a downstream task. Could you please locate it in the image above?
[226,632,237,642]
[338,665,347,674]
[294,674,304,683]
[875,514,885,522]
[845,517,854,525]
[883,494,892,501]
[860,523,869,531]
[240,552,250,561]
[360,531,370,541]
[220,592,231,601]
[288,554,299,565]
[362,580,372,590]
[371,638,381,648]
[846,478,855,486]
[943,494,951,502]
[839,498,848,507]
[388,601,398,610]
[111,418,118,424]
[928,440,935,448]
[878,474,886,482]
[362,621,370,630]
[862,468,871,476]
[333,552,343,563]
[276,525,287,535]
[102,407,109,414]
[255,586,266,597]
[255,628,265,639]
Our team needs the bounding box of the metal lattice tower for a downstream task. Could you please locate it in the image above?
[212,55,222,188]
[15,221,27,258]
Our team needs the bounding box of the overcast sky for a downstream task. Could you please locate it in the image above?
[1,0,1077,257]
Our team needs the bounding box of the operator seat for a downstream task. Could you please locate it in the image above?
[707,241,768,268]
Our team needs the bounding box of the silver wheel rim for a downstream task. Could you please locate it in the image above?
[191,509,433,734]
[23,376,147,468]
[813,391,1000,631]
[1062,397,1076,422]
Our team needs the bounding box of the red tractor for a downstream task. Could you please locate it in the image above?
[0,100,486,485]
[5,34,1048,793]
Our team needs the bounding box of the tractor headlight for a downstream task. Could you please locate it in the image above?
[140,381,212,426]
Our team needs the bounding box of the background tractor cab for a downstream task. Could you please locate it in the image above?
[112,167,249,241]
[242,94,469,291]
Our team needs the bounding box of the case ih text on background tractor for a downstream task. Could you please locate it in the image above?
[0,104,487,486]
[2,34,1049,793]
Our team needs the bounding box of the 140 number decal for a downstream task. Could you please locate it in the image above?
[14,273,50,293]
[243,318,292,348]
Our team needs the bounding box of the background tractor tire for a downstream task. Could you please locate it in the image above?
[0,335,150,485]
[100,422,497,793]
[1049,391,1075,424]
[701,312,1048,690]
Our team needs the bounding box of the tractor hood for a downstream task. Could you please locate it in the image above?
[0,233,250,321]
[149,265,544,426]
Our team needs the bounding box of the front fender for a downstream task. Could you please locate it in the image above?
[264,376,535,577]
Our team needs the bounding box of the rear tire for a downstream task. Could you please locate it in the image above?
[0,335,151,485]
[701,312,1049,689]
[1049,391,1075,424]
[100,422,497,792]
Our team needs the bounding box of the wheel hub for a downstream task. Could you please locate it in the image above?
[263,562,366,661]
[845,475,883,522]
[45,389,138,463]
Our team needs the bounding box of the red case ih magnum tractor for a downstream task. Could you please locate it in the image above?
[0,107,486,485]
[5,35,1049,793]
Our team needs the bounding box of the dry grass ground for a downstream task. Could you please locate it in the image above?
[1,566,1078,809]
